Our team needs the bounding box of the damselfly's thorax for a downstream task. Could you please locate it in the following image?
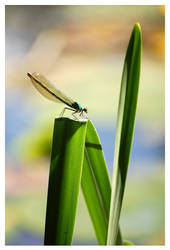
[72,102,88,114]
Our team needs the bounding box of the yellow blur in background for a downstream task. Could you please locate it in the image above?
[6,5,164,245]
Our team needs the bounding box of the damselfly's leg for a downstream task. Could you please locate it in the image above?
[72,110,79,120]
[60,107,75,117]
[80,110,88,119]
[60,107,66,117]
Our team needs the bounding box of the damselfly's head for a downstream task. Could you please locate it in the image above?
[83,107,88,113]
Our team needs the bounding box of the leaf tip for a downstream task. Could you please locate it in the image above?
[134,23,141,32]
[132,23,142,43]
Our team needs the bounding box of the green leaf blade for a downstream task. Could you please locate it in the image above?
[44,118,87,245]
[107,23,142,245]
[81,120,123,245]
[81,121,110,244]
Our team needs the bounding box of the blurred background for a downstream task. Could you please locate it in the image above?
[5,5,165,245]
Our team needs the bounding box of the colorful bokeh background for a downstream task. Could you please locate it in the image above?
[5,5,165,245]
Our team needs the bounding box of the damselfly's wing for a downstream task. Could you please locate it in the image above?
[27,72,74,107]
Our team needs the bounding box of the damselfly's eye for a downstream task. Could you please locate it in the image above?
[83,108,88,113]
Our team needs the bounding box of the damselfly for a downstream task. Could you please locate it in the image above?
[27,72,88,119]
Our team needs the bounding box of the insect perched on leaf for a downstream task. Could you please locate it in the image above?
[27,72,88,119]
